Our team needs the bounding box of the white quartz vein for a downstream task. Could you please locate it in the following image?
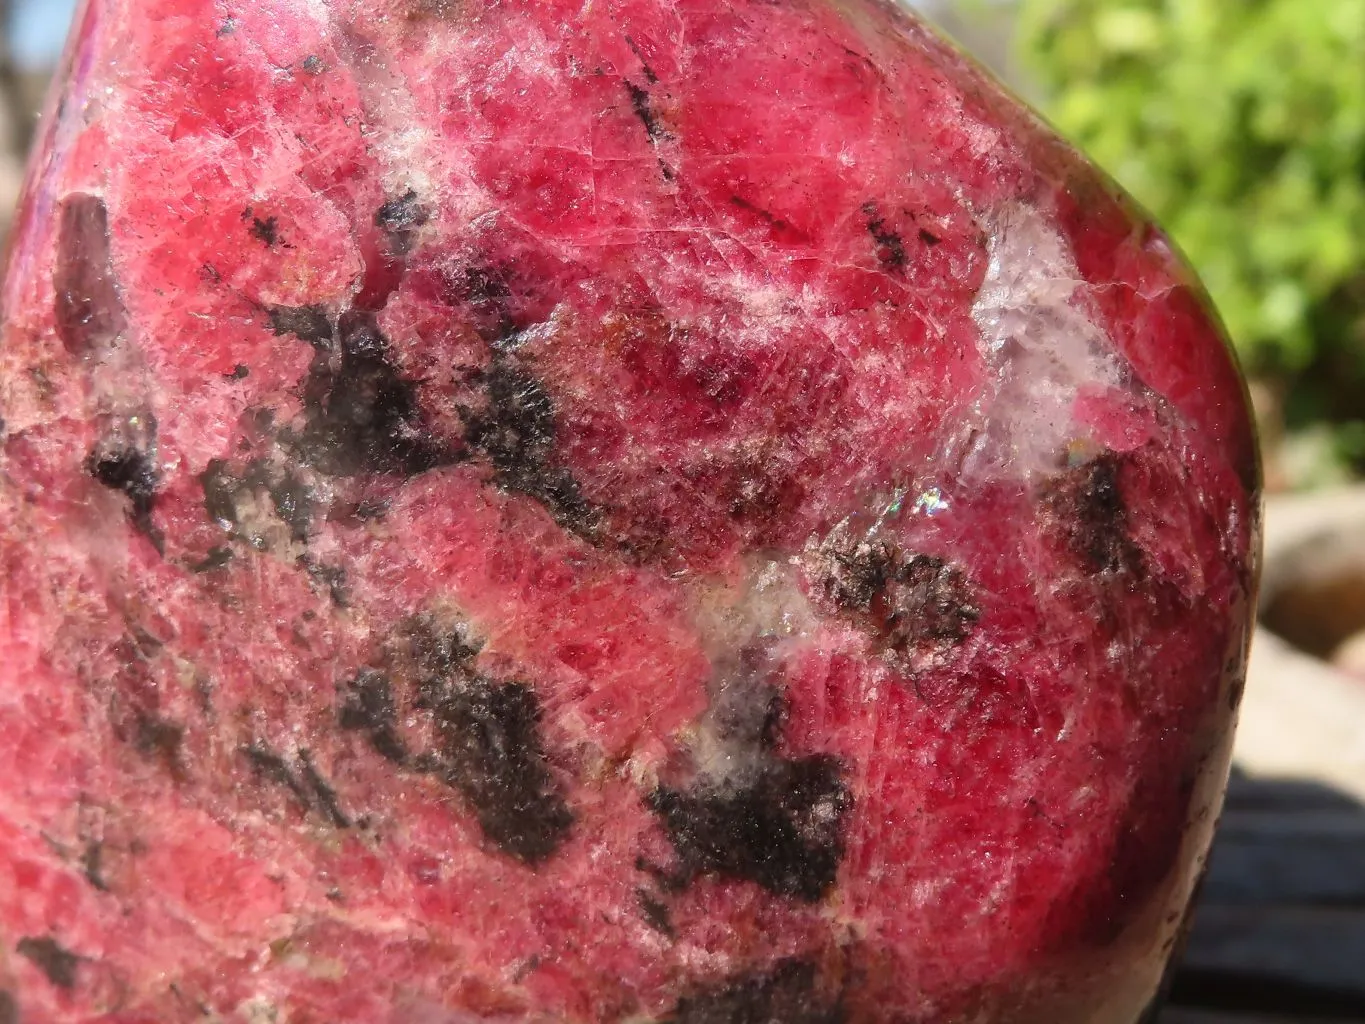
[966,200,1125,480]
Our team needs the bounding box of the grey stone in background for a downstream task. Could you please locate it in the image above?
[0,0,29,246]
[0,0,75,248]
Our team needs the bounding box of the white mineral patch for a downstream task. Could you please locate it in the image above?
[687,558,822,788]
[690,557,822,660]
[967,201,1123,479]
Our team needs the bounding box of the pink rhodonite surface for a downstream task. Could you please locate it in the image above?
[0,1,1259,1021]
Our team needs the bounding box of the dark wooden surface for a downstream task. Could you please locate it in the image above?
[1159,771,1365,1023]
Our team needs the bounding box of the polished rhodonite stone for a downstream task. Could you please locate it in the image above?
[0,1,1259,1021]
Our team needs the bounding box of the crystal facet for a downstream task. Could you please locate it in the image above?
[0,1,1259,1021]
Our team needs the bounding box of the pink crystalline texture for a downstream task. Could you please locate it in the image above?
[0,1,1258,1022]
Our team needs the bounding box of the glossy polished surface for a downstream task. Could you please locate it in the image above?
[0,1,1258,1020]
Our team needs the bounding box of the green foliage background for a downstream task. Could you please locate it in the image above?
[1016,0,1365,470]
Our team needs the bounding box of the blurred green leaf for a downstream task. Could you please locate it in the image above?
[1094,8,1162,52]
[1018,0,1365,479]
